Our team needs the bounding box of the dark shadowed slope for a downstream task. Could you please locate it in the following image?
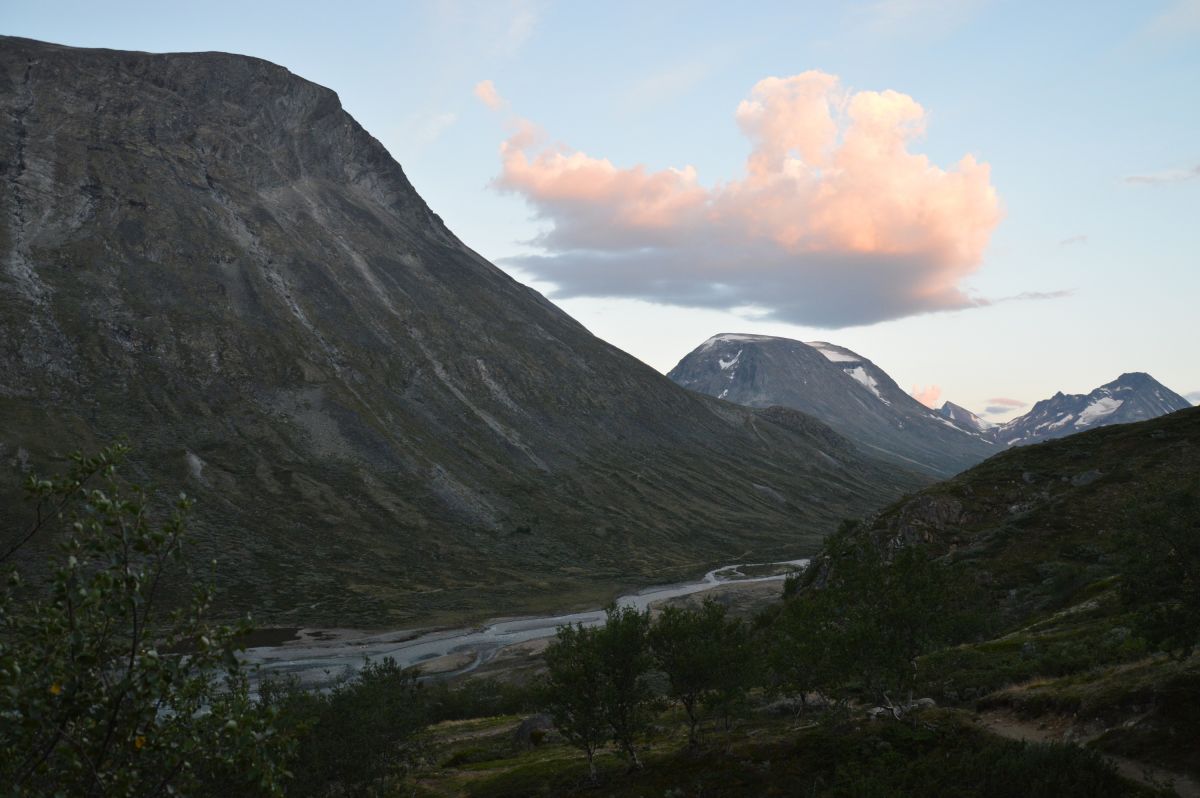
[0,38,924,626]
[668,334,996,478]
[862,405,1200,620]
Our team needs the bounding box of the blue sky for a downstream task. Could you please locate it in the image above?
[5,1,1198,417]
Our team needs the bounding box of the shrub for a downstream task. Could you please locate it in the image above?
[0,446,292,796]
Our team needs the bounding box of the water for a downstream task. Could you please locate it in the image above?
[242,558,809,688]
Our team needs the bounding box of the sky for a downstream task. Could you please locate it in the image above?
[5,1,1199,419]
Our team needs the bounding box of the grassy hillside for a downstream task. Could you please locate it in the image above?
[854,407,1200,781]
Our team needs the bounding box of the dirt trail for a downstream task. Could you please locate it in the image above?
[976,711,1200,798]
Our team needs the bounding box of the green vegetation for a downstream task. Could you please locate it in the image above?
[410,708,1158,797]
[5,409,1199,795]
[1120,485,1200,658]
[261,660,428,797]
[774,522,986,713]
[542,620,609,779]
[543,605,657,775]
[0,446,292,796]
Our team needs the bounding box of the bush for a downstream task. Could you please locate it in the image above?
[773,522,986,711]
[424,677,543,722]
[0,446,292,796]
[651,599,758,743]
[266,658,428,797]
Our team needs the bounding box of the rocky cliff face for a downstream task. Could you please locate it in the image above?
[668,334,995,477]
[0,38,923,625]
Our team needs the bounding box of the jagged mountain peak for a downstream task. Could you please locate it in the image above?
[994,372,1191,447]
[938,401,995,434]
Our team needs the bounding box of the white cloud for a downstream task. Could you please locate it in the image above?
[490,71,1007,328]
[474,80,505,110]
[911,384,942,408]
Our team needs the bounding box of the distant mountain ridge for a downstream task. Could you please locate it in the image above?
[668,334,996,477]
[937,401,994,435]
[988,372,1191,447]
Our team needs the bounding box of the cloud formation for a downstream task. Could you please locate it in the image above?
[484,71,1003,327]
[474,79,505,110]
[1186,390,1200,406]
[1124,164,1200,185]
[984,396,1027,416]
[910,384,942,408]
[1059,234,1088,246]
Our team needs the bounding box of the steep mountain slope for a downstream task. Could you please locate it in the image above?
[862,405,1200,618]
[937,401,994,435]
[821,405,1200,781]
[667,334,995,477]
[993,372,1191,447]
[0,38,925,625]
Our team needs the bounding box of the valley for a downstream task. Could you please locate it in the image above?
[242,557,808,688]
[1,27,1197,798]
[0,37,921,627]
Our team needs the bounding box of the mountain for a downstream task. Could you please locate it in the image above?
[936,401,994,435]
[993,372,1191,447]
[0,38,926,626]
[832,405,1200,778]
[667,334,996,478]
[862,403,1200,614]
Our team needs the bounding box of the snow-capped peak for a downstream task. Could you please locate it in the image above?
[699,333,781,351]
[804,341,863,363]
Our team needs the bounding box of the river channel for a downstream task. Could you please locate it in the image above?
[241,558,810,688]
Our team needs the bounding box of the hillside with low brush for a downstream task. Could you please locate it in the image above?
[848,405,1200,781]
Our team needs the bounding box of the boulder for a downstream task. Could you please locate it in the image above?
[512,714,554,749]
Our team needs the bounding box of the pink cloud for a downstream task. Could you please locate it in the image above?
[474,79,506,111]
[490,71,1004,327]
[910,384,942,408]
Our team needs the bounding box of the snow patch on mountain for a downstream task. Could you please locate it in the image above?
[719,350,742,371]
[700,333,778,351]
[805,342,861,363]
[845,366,890,405]
[1076,397,1124,427]
[1044,414,1074,431]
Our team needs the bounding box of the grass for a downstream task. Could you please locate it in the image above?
[409,708,1161,797]
[980,654,1200,775]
